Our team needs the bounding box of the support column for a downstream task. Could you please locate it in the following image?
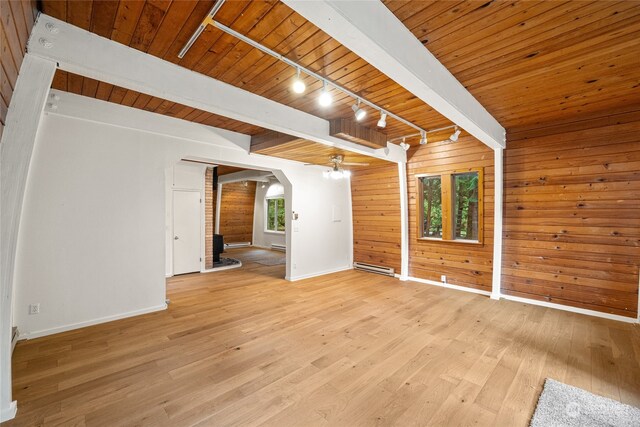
[0,54,56,422]
[398,161,409,280]
[491,146,504,300]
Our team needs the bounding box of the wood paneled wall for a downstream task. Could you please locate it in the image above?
[0,0,37,138]
[503,108,640,318]
[407,137,494,292]
[204,167,214,269]
[218,181,256,244]
[351,163,401,272]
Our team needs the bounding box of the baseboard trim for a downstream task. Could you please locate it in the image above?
[405,276,492,297]
[500,294,638,324]
[19,303,168,340]
[1,401,17,422]
[286,266,352,282]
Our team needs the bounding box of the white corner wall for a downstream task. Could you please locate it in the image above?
[13,90,354,338]
[252,182,286,249]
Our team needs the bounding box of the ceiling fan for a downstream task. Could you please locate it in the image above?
[306,154,369,167]
[306,155,369,179]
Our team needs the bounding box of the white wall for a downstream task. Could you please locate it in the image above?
[13,90,354,338]
[253,182,286,249]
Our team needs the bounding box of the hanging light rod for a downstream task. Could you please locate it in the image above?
[177,0,426,138]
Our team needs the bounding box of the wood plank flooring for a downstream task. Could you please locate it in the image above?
[7,248,640,426]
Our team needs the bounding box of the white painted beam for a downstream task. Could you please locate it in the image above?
[217,170,273,184]
[491,147,504,300]
[28,14,406,164]
[398,161,409,281]
[0,54,57,422]
[282,0,506,150]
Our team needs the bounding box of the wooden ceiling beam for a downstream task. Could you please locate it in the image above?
[283,0,506,150]
[28,15,406,164]
[250,130,304,153]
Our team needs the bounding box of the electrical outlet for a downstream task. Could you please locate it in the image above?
[29,304,40,315]
[441,275,447,283]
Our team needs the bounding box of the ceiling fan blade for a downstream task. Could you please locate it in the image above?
[342,162,370,166]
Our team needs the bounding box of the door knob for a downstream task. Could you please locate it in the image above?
[174,236,179,240]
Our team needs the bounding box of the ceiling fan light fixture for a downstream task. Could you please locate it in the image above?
[292,68,306,94]
[318,81,332,107]
[377,111,387,128]
[351,99,366,121]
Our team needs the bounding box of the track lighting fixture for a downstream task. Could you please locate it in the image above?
[292,68,305,94]
[352,99,366,121]
[419,130,427,145]
[318,81,332,107]
[449,127,461,142]
[399,137,410,151]
[377,111,387,128]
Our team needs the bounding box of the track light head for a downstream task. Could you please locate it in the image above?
[351,99,366,121]
[318,81,332,107]
[399,137,410,151]
[292,68,305,94]
[419,130,427,145]
[450,127,461,142]
[377,111,387,128]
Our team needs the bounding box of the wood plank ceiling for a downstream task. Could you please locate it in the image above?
[41,0,640,156]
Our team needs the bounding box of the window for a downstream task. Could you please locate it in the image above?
[417,169,483,243]
[266,197,285,232]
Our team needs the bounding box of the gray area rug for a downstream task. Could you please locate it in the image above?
[531,378,640,427]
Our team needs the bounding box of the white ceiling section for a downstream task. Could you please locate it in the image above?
[28,14,406,164]
[283,0,506,150]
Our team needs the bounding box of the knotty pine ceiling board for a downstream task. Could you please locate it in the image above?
[42,0,640,142]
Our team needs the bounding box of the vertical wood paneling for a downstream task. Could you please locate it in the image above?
[503,109,640,318]
[0,0,36,128]
[351,163,402,272]
[407,136,495,292]
[204,167,214,269]
[218,181,256,244]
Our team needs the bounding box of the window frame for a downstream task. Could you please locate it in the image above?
[265,196,285,234]
[415,167,484,245]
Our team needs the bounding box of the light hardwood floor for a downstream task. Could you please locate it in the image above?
[8,248,640,426]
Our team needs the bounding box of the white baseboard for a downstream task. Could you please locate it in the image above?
[19,303,168,340]
[1,401,17,422]
[405,276,492,296]
[500,294,638,324]
[286,266,352,282]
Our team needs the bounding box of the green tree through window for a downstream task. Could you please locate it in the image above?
[266,198,285,232]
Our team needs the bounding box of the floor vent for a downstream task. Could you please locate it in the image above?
[225,242,251,249]
[271,244,286,252]
[353,262,395,277]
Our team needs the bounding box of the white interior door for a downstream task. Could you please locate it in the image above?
[173,190,201,275]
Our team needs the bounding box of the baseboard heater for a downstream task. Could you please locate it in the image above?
[271,244,286,252]
[353,262,395,277]
[225,242,251,249]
